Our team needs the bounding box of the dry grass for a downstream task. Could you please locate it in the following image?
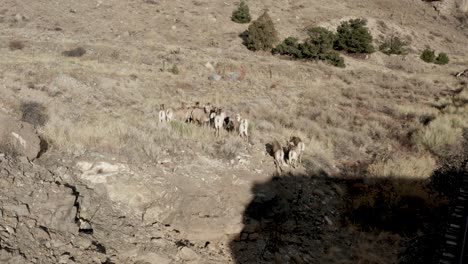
[414,108,466,156]
[43,108,213,160]
[9,40,25,51]
[215,137,245,160]
[368,152,437,179]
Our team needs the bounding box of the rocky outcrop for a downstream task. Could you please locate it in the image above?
[0,111,41,160]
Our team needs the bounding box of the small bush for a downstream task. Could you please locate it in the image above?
[216,137,244,160]
[334,18,374,54]
[414,115,463,156]
[435,52,449,65]
[231,1,251,24]
[420,48,435,63]
[62,47,86,57]
[322,50,345,67]
[245,11,278,51]
[9,40,25,51]
[303,27,337,55]
[21,101,48,127]
[379,36,409,55]
[169,65,180,75]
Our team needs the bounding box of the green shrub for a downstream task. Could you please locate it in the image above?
[272,27,345,67]
[272,37,302,58]
[435,52,449,65]
[420,48,435,63]
[379,36,409,55]
[304,27,337,55]
[334,18,374,53]
[245,11,278,51]
[231,1,251,24]
[169,65,180,74]
[321,50,345,67]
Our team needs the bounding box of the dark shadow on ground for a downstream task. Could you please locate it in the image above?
[228,168,463,264]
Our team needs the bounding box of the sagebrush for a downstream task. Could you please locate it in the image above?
[21,101,48,127]
[379,36,409,55]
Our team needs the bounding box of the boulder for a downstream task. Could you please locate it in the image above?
[0,111,41,160]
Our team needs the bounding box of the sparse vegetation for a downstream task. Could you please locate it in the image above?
[334,18,375,53]
[414,115,464,156]
[420,48,435,63]
[435,52,449,65]
[216,137,244,160]
[245,11,278,51]
[62,47,86,57]
[368,153,437,179]
[169,65,180,75]
[21,101,48,127]
[379,36,410,55]
[231,1,251,24]
[9,40,25,51]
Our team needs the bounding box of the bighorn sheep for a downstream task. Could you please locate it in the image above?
[190,103,211,125]
[158,104,166,123]
[271,140,285,173]
[238,115,249,141]
[214,108,226,137]
[288,136,305,164]
[173,102,191,122]
[287,144,300,168]
[166,107,174,122]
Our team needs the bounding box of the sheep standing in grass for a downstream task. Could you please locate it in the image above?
[190,103,212,125]
[173,102,191,122]
[271,140,285,174]
[238,116,249,141]
[158,104,166,123]
[214,109,226,137]
[288,136,305,164]
[166,107,174,122]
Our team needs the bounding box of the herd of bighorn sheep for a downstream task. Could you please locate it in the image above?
[271,136,306,173]
[158,102,249,140]
[158,102,306,173]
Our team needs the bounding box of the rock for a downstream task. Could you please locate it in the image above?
[204,62,215,71]
[29,183,79,234]
[73,236,92,249]
[227,71,240,81]
[0,111,41,160]
[76,160,181,225]
[208,74,221,81]
[135,252,171,264]
[2,204,29,217]
[14,13,26,22]
[324,216,333,226]
[177,247,199,261]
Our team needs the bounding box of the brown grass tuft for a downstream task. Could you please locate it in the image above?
[9,40,25,51]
